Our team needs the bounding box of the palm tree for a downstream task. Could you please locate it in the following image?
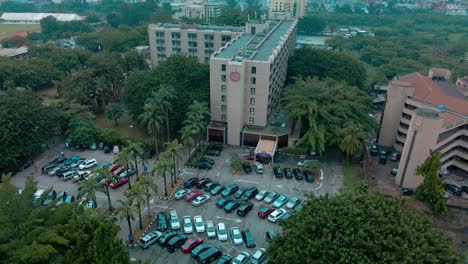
[154,152,173,197]
[116,198,138,243]
[180,125,196,156]
[166,139,184,185]
[139,99,163,155]
[126,183,145,230]
[95,167,117,211]
[78,174,100,204]
[138,173,158,219]
[153,85,175,142]
[116,149,133,189]
[184,101,209,146]
[126,140,144,179]
[336,124,368,160]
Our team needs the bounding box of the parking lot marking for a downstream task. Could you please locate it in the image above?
[311,182,323,191]
[236,179,259,184]
[155,205,169,210]
[216,216,243,223]
[275,184,284,188]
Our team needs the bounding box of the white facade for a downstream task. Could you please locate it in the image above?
[0,13,84,24]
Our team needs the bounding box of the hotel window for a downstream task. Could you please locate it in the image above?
[221,105,226,111]
[221,95,226,102]
[156,31,165,38]
[205,42,214,48]
[172,47,181,54]
[188,48,197,55]
[171,32,180,39]
[250,87,255,95]
[221,75,226,82]
[221,85,226,92]
[204,34,214,41]
[188,32,197,39]
[250,98,255,105]
[251,67,256,74]
[221,35,231,42]
[156,39,165,44]
[221,114,226,121]
[249,117,254,124]
[221,64,226,72]
[250,108,255,114]
[251,77,256,84]
[171,40,181,46]
[188,41,197,48]
[205,49,214,55]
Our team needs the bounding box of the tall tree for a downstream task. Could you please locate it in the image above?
[154,152,172,197]
[139,99,163,155]
[166,139,184,186]
[116,198,137,243]
[126,183,145,230]
[152,84,176,142]
[180,125,197,156]
[95,167,117,211]
[77,174,101,203]
[267,192,461,263]
[138,173,158,219]
[116,149,133,189]
[105,103,125,127]
[125,140,144,178]
[336,124,368,160]
[415,151,447,215]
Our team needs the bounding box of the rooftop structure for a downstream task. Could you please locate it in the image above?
[0,47,29,59]
[0,13,84,24]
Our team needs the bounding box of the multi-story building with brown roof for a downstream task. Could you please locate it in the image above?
[378,68,467,189]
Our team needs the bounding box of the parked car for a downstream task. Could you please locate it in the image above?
[103,146,111,153]
[47,167,62,176]
[251,248,267,264]
[112,145,120,154]
[242,163,252,174]
[233,251,250,264]
[242,155,255,161]
[217,254,232,264]
[98,142,104,150]
[183,216,193,234]
[286,196,301,209]
[70,160,86,169]
[379,150,388,164]
[42,163,59,174]
[195,161,212,170]
[242,229,256,248]
[181,237,204,253]
[184,177,199,188]
[18,160,33,171]
[194,215,206,233]
[268,208,287,223]
[54,191,67,207]
[255,190,269,201]
[192,194,211,207]
[293,168,304,180]
[391,167,398,175]
[169,210,180,230]
[296,160,310,167]
[167,235,187,253]
[158,212,168,231]
[221,184,239,197]
[257,206,275,219]
[253,162,264,174]
[210,184,226,196]
[273,167,283,178]
[241,187,258,201]
[64,156,81,166]
[370,144,379,155]
[78,159,97,170]
[217,223,228,241]
[174,189,191,200]
[224,200,242,213]
[108,163,120,172]
[445,183,463,196]
[49,156,67,165]
[185,190,204,202]
[108,177,129,189]
[33,190,45,207]
[390,152,401,161]
[263,192,279,204]
[230,227,243,246]
[207,143,223,151]
[158,231,177,246]
[205,149,220,156]
[196,178,212,188]
[206,221,216,239]
[119,169,136,179]
[86,200,97,209]
[216,197,233,208]
[237,202,254,217]
[303,170,314,182]
[402,188,414,196]
[284,168,293,179]
[199,157,215,165]
[42,190,57,206]
[203,182,219,192]
[233,188,246,199]
[61,170,78,181]
[113,167,125,176]
[191,243,212,259]
[139,231,163,249]
[281,211,295,221]
[64,195,75,204]
[273,194,289,208]
[197,247,222,264]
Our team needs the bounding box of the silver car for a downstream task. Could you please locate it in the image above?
[192,194,211,207]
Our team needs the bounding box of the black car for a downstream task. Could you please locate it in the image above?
[199,157,215,165]
[293,168,304,180]
[18,160,33,171]
[221,184,239,197]
[224,200,242,213]
[191,243,212,259]
[204,149,220,157]
[158,231,177,246]
[41,163,59,174]
[50,156,67,164]
[216,197,233,208]
[304,170,314,182]
[237,202,254,217]
[241,187,258,201]
[157,212,168,231]
[184,177,199,188]
[402,188,414,196]
[445,184,463,196]
[203,182,219,192]
[233,188,246,199]
[167,235,187,252]
[242,229,256,248]
[284,168,293,179]
[196,178,212,188]
[242,163,252,174]
[379,150,388,164]
[370,144,379,155]
[207,143,223,151]
[273,167,283,178]
[197,247,222,264]
[195,161,213,170]
[104,145,111,153]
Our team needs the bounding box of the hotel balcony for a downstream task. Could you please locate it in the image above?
[440,149,468,163]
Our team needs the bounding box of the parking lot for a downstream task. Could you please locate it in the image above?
[127,146,342,263]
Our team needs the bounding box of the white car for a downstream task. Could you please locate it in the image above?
[267,208,287,223]
[192,194,211,207]
[233,251,251,264]
[206,221,216,238]
[113,145,120,154]
[296,160,310,167]
[79,159,97,170]
[183,216,193,233]
[230,227,243,246]
[174,189,191,200]
[217,223,228,241]
[194,215,205,233]
[286,196,302,209]
[169,210,180,230]
[251,248,267,264]
[255,190,269,201]
[47,167,61,176]
[254,162,264,174]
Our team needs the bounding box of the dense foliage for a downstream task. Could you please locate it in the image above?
[0,176,130,263]
[268,191,461,263]
[0,57,61,90]
[288,47,367,89]
[0,91,57,168]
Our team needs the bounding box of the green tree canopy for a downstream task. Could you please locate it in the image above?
[297,16,326,35]
[415,151,447,214]
[268,192,461,263]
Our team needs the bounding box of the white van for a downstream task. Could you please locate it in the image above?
[79,159,97,170]
[254,162,264,174]
[62,170,78,181]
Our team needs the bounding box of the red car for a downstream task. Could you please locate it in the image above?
[108,164,120,172]
[181,237,203,253]
[113,167,125,176]
[108,177,128,189]
[258,206,275,219]
[184,190,204,202]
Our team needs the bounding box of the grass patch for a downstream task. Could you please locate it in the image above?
[343,161,364,192]
[95,113,151,143]
[0,24,41,40]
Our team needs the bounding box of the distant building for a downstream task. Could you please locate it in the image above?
[378,68,467,189]
[295,35,329,49]
[455,76,468,96]
[269,0,307,19]
[0,13,84,24]
[0,47,29,59]
[208,19,299,151]
[182,1,221,22]
[147,22,243,66]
